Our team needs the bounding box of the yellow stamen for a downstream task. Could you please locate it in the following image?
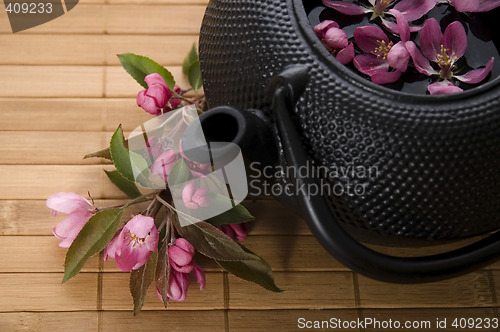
[436,45,457,68]
[373,40,394,60]
[127,231,148,248]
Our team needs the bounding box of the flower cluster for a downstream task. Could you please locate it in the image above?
[317,0,498,94]
[48,49,278,315]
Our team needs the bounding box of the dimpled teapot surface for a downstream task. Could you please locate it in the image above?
[199,0,500,243]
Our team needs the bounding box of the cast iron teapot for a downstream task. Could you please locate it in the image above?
[186,0,500,283]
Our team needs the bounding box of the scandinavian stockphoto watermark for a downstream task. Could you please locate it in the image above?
[248,161,378,199]
[3,0,79,33]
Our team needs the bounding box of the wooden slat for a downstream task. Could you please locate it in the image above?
[105,65,189,97]
[357,271,494,308]
[0,236,99,272]
[0,35,198,65]
[0,66,103,98]
[0,131,107,165]
[361,308,498,331]
[0,312,98,331]
[0,98,104,131]
[488,270,500,304]
[101,272,224,310]
[105,35,199,65]
[106,5,205,35]
[0,273,98,311]
[0,5,106,34]
[0,98,153,132]
[108,0,209,4]
[0,35,105,65]
[0,200,146,236]
[101,310,225,331]
[0,165,127,199]
[228,272,356,309]
[228,309,361,331]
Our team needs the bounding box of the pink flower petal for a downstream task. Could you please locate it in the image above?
[168,271,189,301]
[450,0,480,12]
[192,265,206,290]
[322,0,372,15]
[125,215,155,239]
[46,192,91,215]
[336,43,355,64]
[182,183,196,205]
[324,27,348,49]
[387,41,410,72]
[103,231,120,260]
[476,0,500,12]
[428,81,464,94]
[144,73,168,89]
[174,238,195,255]
[353,26,389,54]
[192,188,209,207]
[313,20,339,37]
[353,54,390,77]
[114,237,153,271]
[388,9,410,42]
[146,84,170,108]
[454,57,495,84]
[420,18,443,62]
[169,245,194,267]
[52,210,92,240]
[405,41,439,76]
[145,225,159,252]
[394,0,437,21]
[371,70,403,84]
[137,92,160,115]
[150,149,178,181]
[443,21,467,61]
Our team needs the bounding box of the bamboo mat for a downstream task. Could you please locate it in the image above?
[1,1,500,331]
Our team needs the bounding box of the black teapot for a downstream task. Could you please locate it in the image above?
[188,0,500,283]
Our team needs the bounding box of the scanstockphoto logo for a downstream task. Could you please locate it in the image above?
[3,0,78,32]
[127,105,249,227]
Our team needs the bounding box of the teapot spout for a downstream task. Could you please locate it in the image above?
[181,105,279,167]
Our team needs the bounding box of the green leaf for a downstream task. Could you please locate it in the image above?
[172,217,259,262]
[216,244,282,292]
[130,251,158,315]
[104,170,142,199]
[188,60,203,90]
[205,197,254,226]
[84,147,111,161]
[118,53,175,89]
[109,125,151,187]
[155,242,170,307]
[63,208,124,283]
[182,43,199,76]
[167,158,191,186]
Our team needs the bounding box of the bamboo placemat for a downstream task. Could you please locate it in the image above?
[1,1,500,331]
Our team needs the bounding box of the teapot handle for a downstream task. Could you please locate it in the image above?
[271,65,500,283]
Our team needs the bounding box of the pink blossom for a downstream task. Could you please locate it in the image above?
[313,20,354,64]
[47,192,95,248]
[447,0,500,12]
[150,149,179,182]
[182,183,209,210]
[406,19,495,94]
[322,0,436,33]
[353,10,410,84]
[168,238,196,273]
[103,215,159,272]
[136,74,173,115]
[217,223,249,241]
[156,238,206,303]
